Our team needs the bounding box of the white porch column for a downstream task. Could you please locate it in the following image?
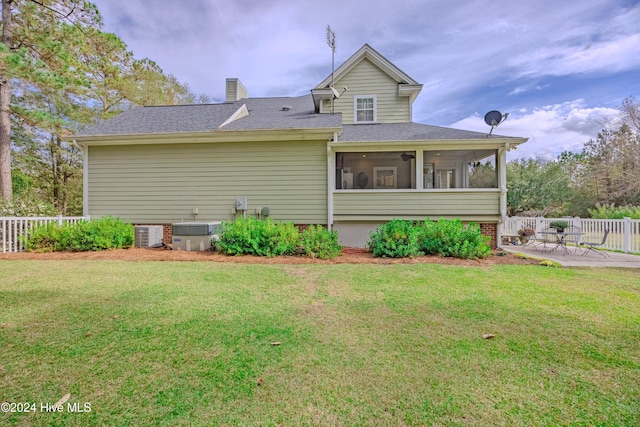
[416,149,424,190]
[497,143,509,245]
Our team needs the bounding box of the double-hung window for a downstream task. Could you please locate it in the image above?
[354,96,376,123]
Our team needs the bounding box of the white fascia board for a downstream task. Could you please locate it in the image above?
[311,88,334,110]
[71,127,343,146]
[315,44,420,89]
[329,138,528,151]
[398,84,423,103]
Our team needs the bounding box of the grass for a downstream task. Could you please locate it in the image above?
[1,261,639,426]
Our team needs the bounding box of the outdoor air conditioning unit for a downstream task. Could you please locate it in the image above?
[172,222,222,251]
[134,225,164,248]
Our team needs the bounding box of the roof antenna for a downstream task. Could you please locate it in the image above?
[484,110,509,137]
[326,25,336,114]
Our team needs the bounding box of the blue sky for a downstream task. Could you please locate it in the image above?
[92,0,640,160]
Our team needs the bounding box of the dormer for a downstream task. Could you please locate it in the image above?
[312,44,423,124]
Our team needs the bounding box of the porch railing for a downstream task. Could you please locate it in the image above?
[1,216,89,253]
[501,216,640,254]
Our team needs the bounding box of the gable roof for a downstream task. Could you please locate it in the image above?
[72,44,525,147]
[315,44,420,89]
[312,44,423,110]
[75,95,342,138]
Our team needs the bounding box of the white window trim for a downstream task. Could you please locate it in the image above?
[354,95,377,124]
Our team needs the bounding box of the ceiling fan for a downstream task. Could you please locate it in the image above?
[400,152,415,161]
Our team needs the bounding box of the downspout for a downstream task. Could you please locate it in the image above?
[73,140,89,218]
[497,142,510,246]
[327,133,337,230]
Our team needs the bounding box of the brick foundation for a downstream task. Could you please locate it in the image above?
[480,223,498,249]
[294,224,327,232]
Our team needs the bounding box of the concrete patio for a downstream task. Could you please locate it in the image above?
[499,242,640,268]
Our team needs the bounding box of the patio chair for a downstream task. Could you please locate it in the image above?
[579,229,610,258]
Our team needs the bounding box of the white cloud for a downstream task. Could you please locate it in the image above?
[508,33,640,78]
[91,0,640,137]
[450,101,619,160]
[92,0,640,100]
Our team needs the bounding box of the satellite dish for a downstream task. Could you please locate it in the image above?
[484,110,509,136]
[330,86,347,99]
[484,110,503,126]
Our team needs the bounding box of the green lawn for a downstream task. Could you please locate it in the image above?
[1,261,639,426]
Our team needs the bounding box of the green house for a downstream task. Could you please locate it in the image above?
[71,44,527,248]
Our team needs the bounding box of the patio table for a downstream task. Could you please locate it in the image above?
[538,231,583,256]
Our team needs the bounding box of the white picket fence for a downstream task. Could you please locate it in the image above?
[502,216,640,254]
[1,216,89,253]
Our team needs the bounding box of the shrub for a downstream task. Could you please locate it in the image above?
[24,217,134,252]
[216,217,299,257]
[418,218,491,259]
[588,203,640,220]
[24,222,65,252]
[367,219,422,258]
[260,219,299,257]
[299,225,342,259]
[549,220,569,231]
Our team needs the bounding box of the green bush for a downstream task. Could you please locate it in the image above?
[367,218,491,260]
[418,218,491,259]
[367,219,422,258]
[24,222,65,252]
[24,217,134,252]
[549,220,570,231]
[299,225,342,259]
[588,203,640,219]
[216,217,299,257]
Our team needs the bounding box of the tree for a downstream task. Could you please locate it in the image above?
[468,161,496,188]
[506,158,572,216]
[580,123,640,206]
[2,1,209,212]
[0,0,100,202]
[620,95,640,133]
[1,0,14,200]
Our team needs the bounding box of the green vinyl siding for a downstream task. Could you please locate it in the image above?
[333,191,500,221]
[88,140,328,224]
[330,58,411,123]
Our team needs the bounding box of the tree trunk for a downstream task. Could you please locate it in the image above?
[0,0,14,201]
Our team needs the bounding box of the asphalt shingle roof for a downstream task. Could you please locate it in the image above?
[76,95,522,142]
[76,95,341,137]
[221,96,342,131]
[339,122,518,142]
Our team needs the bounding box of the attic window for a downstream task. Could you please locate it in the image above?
[354,95,376,123]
